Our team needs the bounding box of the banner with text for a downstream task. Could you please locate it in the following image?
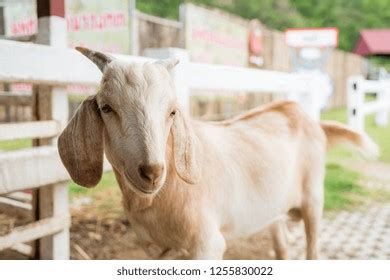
[181,3,249,67]
[66,0,131,54]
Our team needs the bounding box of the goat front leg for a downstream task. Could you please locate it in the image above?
[302,174,324,260]
[270,220,289,260]
[191,229,226,260]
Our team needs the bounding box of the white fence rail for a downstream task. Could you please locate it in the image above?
[0,40,328,195]
[0,39,326,259]
[347,75,390,131]
[0,121,61,141]
[0,40,326,119]
[144,48,326,120]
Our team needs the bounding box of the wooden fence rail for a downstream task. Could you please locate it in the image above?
[347,75,390,131]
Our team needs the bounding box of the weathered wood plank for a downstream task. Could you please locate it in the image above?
[0,93,32,107]
[10,243,33,256]
[187,62,311,93]
[0,120,60,141]
[363,101,388,115]
[0,215,70,251]
[0,147,68,195]
[5,192,32,203]
[33,4,70,259]
[39,182,69,259]
[0,196,32,213]
[0,39,152,86]
[0,146,112,195]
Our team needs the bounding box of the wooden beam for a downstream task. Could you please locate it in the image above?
[0,147,112,195]
[187,62,310,93]
[0,39,151,86]
[0,147,69,195]
[0,39,101,86]
[5,192,32,203]
[32,85,54,146]
[39,182,70,259]
[0,196,32,218]
[10,243,33,256]
[0,93,32,107]
[33,6,73,257]
[37,0,65,18]
[0,7,4,36]
[0,215,70,251]
[0,196,31,209]
[0,120,60,141]
[363,101,389,115]
[34,3,69,256]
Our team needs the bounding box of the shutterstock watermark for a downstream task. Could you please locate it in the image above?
[116,266,201,277]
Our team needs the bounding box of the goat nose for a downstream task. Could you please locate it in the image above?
[138,164,164,184]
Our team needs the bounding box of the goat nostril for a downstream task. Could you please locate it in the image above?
[138,164,164,184]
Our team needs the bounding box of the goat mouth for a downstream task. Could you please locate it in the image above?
[124,172,158,196]
[136,188,155,195]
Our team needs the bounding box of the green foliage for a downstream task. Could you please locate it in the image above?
[324,163,367,210]
[137,0,390,52]
[365,114,390,163]
[137,0,182,19]
[369,56,390,71]
[321,106,390,163]
[69,171,118,196]
[0,139,32,151]
[321,106,390,210]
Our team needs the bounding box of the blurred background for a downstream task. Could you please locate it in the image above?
[0,0,389,260]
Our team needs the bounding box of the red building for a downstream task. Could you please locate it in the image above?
[354,29,390,56]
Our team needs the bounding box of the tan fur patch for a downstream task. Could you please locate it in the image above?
[320,120,362,148]
[220,101,302,133]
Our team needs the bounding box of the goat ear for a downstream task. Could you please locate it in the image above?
[156,58,179,70]
[76,46,113,73]
[58,95,104,188]
[171,109,202,184]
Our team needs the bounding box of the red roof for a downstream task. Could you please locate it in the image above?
[354,29,390,56]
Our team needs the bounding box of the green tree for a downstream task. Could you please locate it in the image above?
[136,0,390,52]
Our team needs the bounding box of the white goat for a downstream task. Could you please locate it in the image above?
[58,47,378,259]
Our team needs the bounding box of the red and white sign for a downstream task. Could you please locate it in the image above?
[285,28,339,48]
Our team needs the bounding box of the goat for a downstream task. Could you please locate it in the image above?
[58,47,379,259]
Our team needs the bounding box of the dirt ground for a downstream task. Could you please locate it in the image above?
[68,211,276,260]
[0,209,276,260]
[2,202,390,260]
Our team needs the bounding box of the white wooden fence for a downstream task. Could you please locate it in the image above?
[0,39,326,259]
[347,75,390,131]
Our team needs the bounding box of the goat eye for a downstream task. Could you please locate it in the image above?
[101,104,112,113]
[170,110,177,117]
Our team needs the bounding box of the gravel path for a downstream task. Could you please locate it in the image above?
[286,161,390,260]
[287,204,390,259]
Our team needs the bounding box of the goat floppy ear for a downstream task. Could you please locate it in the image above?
[58,95,104,188]
[171,109,202,184]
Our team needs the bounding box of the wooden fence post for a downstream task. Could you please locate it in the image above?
[307,74,324,121]
[128,0,139,55]
[33,0,70,260]
[1,83,11,122]
[375,81,389,127]
[347,76,365,132]
[375,69,389,127]
[144,48,191,112]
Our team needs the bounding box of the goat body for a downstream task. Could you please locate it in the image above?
[115,101,375,259]
[59,49,378,259]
